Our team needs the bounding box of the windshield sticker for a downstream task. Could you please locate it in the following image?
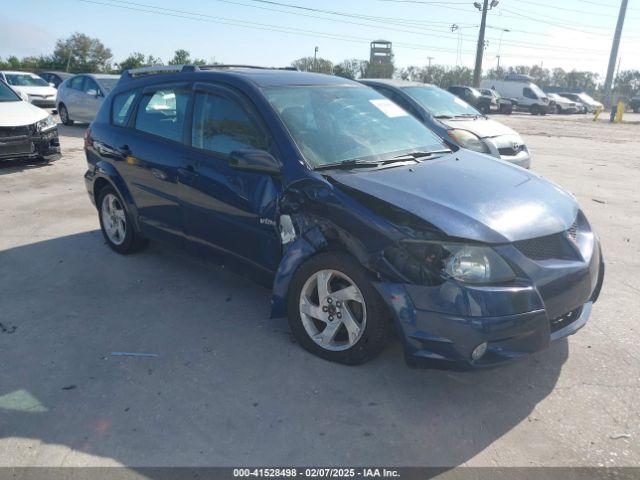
[454,97,468,107]
[369,99,408,118]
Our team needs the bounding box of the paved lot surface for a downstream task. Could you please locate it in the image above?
[1,113,639,469]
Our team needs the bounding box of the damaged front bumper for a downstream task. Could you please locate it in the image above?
[374,242,604,368]
[0,125,61,162]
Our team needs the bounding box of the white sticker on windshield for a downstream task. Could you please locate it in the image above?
[453,97,468,107]
[369,99,409,118]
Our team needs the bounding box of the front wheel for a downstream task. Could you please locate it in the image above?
[287,252,390,365]
[98,186,148,254]
[530,104,540,115]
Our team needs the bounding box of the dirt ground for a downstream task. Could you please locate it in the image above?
[0,112,638,469]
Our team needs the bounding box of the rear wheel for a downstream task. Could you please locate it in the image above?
[58,103,73,126]
[287,252,390,365]
[98,186,147,254]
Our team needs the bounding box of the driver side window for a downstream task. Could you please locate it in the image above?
[523,87,537,99]
[191,92,269,155]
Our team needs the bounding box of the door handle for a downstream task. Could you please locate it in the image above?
[178,164,197,179]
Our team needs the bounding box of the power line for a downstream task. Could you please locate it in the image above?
[77,0,473,55]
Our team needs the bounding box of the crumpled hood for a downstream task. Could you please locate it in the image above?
[440,116,517,139]
[10,85,57,97]
[330,151,578,244]
[0,100,49,127]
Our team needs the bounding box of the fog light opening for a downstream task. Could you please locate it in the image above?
[471,342,488,362]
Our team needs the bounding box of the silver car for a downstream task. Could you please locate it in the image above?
[56,74,120,124]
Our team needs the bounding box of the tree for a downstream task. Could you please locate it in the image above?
[333,59,367,79]
[291,56,334,74]
[400,64,472,89]
[118,52,163,72]
[167,49,207,66]
[614,69,640,98]
[53,32,112,72]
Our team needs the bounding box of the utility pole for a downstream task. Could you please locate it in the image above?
[427,56,434,69]
[603,0,628,108]
[473,0,498,87]
[314,46,319,72]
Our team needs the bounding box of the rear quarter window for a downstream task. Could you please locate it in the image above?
[134,88,190,142]
[111,91,137,126]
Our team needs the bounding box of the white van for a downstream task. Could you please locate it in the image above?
[480,78,550,115]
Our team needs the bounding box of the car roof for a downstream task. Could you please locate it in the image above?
[40,71,72,76]
[119,66,356,89]
[0,71,40,75]
[86,74,121,79]
[359,78,435,88]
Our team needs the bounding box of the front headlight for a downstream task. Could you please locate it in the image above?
[447,129,490,154]
[37,115,56,132]
[402,240,515,284]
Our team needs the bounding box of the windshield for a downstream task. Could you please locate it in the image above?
[264,85,446,168]
[578,93,597,104]
[4,73,48,87]
[402,86,481,118]
[97,78,119,93]
[0,81,21,102]
[529,83,546,98]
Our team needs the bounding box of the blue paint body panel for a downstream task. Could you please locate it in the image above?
[84,67,604,368]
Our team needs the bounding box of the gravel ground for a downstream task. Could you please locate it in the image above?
[0,112,638,469]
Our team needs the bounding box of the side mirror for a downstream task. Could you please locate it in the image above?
[86,89,100,97]
[228,149,281,175]
[49,82,56,88]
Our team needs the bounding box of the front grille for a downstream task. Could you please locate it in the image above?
[514,232,578,261]
[0,125,30,139]
[498,145,524,156]
[568,220,578,240]
[0,140,33,157]
[550,306,583,333]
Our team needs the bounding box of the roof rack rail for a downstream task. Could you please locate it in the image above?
[198,64,298,71]
[123,64,199,79]
[119,64,299,83]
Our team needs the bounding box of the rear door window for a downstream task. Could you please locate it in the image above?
[134,87,190,143]
[69,76,85,90]
[112,91,137,126]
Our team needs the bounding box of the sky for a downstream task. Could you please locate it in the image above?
[1,0,639,77]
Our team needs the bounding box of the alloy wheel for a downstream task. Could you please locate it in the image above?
[299,269,367,352]
[101,193,127,246]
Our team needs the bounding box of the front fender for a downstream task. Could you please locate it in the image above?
[270,227,327,318]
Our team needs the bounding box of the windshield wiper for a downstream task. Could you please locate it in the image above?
[434,114,453,119]
[391,149,451,160]
[314,159,383,171]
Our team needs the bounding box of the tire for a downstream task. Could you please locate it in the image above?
[58,103,74,126]
[97,185,147,254]
[481,104,490,114]
[530,104,540,116]
[555,105,562,114]
[287,251,390,365]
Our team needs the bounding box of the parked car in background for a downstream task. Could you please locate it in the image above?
[447,85,493,114]
[56,73,120,124]
[38,71,72,89]
[0,71,57,108]
[547,93,580,114]
[630,96,640,113]
[480,88,514,114]
[0,79,61,162]
[481,78,550,115]
[84,65,603,368]
[559,92,603,113]
[361,79,530,168]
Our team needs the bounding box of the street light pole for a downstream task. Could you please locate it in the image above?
[314,46,319,72]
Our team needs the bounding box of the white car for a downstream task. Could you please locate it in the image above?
[547,93,580,114]
[0,71,57,108]
[56,73,120,124]
[0,80,61,162]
